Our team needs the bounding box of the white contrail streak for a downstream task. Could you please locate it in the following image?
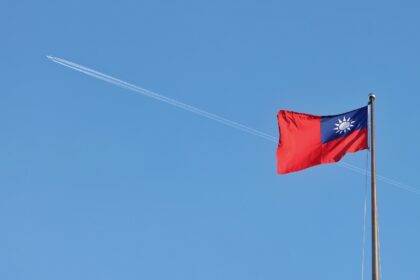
[47,55,420,196]
[46,56,277,142]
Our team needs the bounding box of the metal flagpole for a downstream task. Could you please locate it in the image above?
[369,93,380,280]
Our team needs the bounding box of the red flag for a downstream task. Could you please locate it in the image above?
[277,107,368,174]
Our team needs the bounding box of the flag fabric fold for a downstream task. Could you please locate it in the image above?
[276,106,368,174]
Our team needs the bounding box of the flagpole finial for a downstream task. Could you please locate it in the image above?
[369,93,376,100]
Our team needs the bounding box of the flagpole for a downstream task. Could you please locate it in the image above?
[369,93,379,280]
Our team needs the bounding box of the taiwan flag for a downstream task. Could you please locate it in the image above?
[277,106,368,174]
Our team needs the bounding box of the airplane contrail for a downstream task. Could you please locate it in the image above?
[47,55,420,196]
[47,56,276,142]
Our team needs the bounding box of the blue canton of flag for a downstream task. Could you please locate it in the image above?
[321,106,368,144]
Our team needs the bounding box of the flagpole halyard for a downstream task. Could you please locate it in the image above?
[369,93,380,280]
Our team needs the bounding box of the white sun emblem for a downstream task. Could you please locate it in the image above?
[334,116,355,134]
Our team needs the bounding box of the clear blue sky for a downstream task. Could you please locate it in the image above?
[1,0,420,279]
